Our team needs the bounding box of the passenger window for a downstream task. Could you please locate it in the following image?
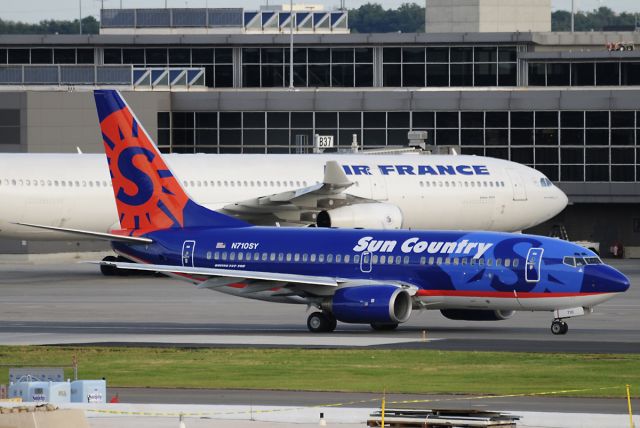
[327,254,333,263]
[486,258,493,266]
[278,253,284,262]
[403,256,409,264]
[372,255,378,264]
[470,258,476,266]
[310,254,317,262]
[428,256,435,265]
[214,251,220,259]
[380,255,387,264]
[461,258,467,265]
[206,251,212,260]
[444,258,451,265]
[286,253,292,262]
[270,253,276,261]
[221,252,228,260]
[436,257,442,265]
[261,253,268,261]
[238,252,244,261]
[335,254,341,263]
[513,258,519,268]
[478,258,485,266]
[254,253,260,261]
[496,258,502,266]
[419,256,426,265]
[395,256,401,264]
[302,253,309,262]
[387,256,394,265]
[343,254,350,263]
[294,253,300,262]
[453,258,459,265]
[353,254,360,263]
[245,252,251,260]
[318,254,325,263]
[504,259,511,267]
[229,252,236,261]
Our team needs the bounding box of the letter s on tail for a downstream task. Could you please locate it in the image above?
[93,89,248,235]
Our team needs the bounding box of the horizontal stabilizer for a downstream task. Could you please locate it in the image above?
[13,223,153,244]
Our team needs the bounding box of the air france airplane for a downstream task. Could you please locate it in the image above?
[0,135,567,241]
[18,90,627,335]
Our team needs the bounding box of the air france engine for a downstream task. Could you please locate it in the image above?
[317,203,402,229]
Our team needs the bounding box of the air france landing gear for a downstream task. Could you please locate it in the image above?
[307,312,337,333]
[551,319,568,335]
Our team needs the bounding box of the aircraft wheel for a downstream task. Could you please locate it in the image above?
[551,320,568,335]
[100,256,118,276]
[307,312,335,333]
[370,322,399,331]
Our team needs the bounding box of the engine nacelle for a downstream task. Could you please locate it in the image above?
[316,203,402,230]
[327,285,412,324]
[440,309,515,321]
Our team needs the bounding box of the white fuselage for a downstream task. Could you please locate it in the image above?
[0,153,567,240]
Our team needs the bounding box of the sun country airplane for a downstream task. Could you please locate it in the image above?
[0,134,567,243]
[15,90,628,335]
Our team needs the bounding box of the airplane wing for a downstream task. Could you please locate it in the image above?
[218,160,379,226]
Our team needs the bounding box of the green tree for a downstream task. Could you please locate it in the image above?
[552,7,639,31]
[349,2,424,33]
[0,16,99,35]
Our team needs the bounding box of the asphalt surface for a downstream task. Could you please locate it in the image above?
[0,259,638,352]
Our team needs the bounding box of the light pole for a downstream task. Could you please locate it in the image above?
[289,0,294,89]
[79,0,83,35]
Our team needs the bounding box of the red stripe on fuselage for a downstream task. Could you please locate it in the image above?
[415,290,605,298]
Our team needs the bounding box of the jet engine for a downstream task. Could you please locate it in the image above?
[316,203,402,229]
[325,285,412,324]
[440,309,515,321]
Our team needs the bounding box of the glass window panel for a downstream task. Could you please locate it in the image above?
[586,148,609,163]
[621,62,640,85]
[426,64,448,86]
[528,63,546,86]
[219,145,242,154]
[486,147,508,159]
[585,129,609,145]
[561,148,584,163]
[169,48,190,64]
[403,63,425,87]
[243,129,265,145]
[561,165,584,181]
[172,112,193,128]
[363,129,386,146]
[536,147,558,163]
[474,47,497,62]
[195,129,217,146]
[242,65,260,86]
[215,48,232,63]
[332,64,354,87]
[364,112,386,128]
[146,48,167,65]
[355,48,373,63]
[220,112,241,128]
[611,111,635,127]
[535,111,558,127]
[54,49,75,64]
[611,165,634,182]
[261,48,283,64]
[158,112,170,128]
[215,65,233,87]
[413,112,435,128]
[340,129,361,146]
[308,65,330,86]
[547,63,570,86]
[267,129,289,146]
[571,63,595,86]
[219,129,241,146]
[308,48,330,63]
[586,165,609,181]
[316,112,337,128]
[192,48,213,63]
[536,165,558,181]
[387,129,410,146]
[291,129,313,146]
[535,129,558,145]
[291,112,313,128]
[332,48,353,63]
[76,48,94,64]
[262,64,284,87]
[511,147,534,163]
[30,48,52,64]
[485,111,508,128]
[561,111,584,128]
[383,64,401,86]
[171,128,194,146]
[586,111,609,128]
[355,64,373,87]
[103,49,121,64]
[498,63,517,86]
[611,129,635,145]
[461,129,484,145]
[450,63,473,86]
[461,147,484,156]
[436,129,459,145]
[158,129,170,147]
[560,129,584,146]
[595,62,619,86]
[436,112,459,128]
[292,48,306,63]
[122,48,144,64]
[510,129,533,145]
[242,48,260,63]
[474,63,497,86]
[196,112,217,128]
[498,46,517,62]
[8,49,29,64]
[383,48,401,63]
[450,47,473,62]
[402,47,425,63]
[243,112,265,128]
[485,129,508,145]
[339,112,361,128]
[426,47,448,63]
[611,148,634,164]
[511,112,533,128]
[461,112,483,128]
[172,145,195,154]
[388,112,410,128]
[268,112,289,128]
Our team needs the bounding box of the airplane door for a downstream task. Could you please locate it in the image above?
[525,248,543,282]
[360,251,372,273]
[505,168,527,201]
[182,240,196,267]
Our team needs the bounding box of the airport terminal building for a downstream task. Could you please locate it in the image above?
[1,6,640,252]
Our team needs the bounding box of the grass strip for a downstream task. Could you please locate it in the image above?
[0,347,638,398]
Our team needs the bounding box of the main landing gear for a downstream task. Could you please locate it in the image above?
[550,319,569,335]
[307,312,337,333]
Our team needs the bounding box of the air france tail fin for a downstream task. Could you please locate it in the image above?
[93,89,248,234]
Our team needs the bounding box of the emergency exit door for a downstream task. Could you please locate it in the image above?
[182,240,196,267]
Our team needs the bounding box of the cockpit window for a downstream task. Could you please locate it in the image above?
[562,256,575,267]
[539,177,553,187]
[563,255,602,267]
[584,257,602,265]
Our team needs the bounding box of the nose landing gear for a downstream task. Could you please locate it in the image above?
[550,319,568,335]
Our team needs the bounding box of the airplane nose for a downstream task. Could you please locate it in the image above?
[555,187,569,212]
[584,265,630,294]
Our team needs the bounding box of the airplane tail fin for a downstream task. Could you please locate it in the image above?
[93,89,248,234]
